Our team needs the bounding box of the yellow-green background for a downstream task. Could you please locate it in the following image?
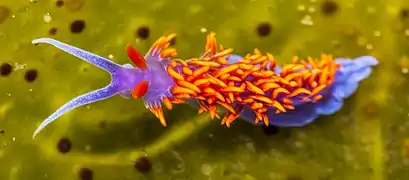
[0,0,408,179]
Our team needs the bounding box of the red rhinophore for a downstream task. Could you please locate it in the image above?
[126,44,147,69]
[132,80,149,98]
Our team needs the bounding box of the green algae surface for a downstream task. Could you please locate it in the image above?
[1,0,409,179]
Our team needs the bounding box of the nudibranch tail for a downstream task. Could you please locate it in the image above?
[239,55,378,127]
[32,38,123,74]
[332,56,378,98]
[32,85,123,138]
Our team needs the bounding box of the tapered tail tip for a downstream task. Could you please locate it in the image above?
[355,56,379,66]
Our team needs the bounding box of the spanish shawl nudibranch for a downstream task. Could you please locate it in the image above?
[31,32,378,138]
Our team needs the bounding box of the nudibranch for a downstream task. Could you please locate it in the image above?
[31,32,378,138]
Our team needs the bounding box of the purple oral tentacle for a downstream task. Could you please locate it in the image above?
[31,38,123,74]
[32,84,123,138]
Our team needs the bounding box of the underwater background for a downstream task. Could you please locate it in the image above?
[1,0,409,179]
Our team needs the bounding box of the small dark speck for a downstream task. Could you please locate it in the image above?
[256,22,272,37]
[57,137,72,154]
[134,156,152,173]
[0,63,13,77]
[362,100,379,118]
[24,69,38,82]
[262,125,279,136]
[78,168,93,180]
[70,20,86,34]
[56,0,64,7]
[0,129,4,135]
[321,0,338,16]
[135,26,150,40]
[48,27,58,35]
[99,121,106,129]
[287,175,303,180]
[400,9,409,19]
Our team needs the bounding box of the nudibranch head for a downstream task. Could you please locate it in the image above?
[124,34,182,127]
[123,35,178,110]
[30,34,179,138]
